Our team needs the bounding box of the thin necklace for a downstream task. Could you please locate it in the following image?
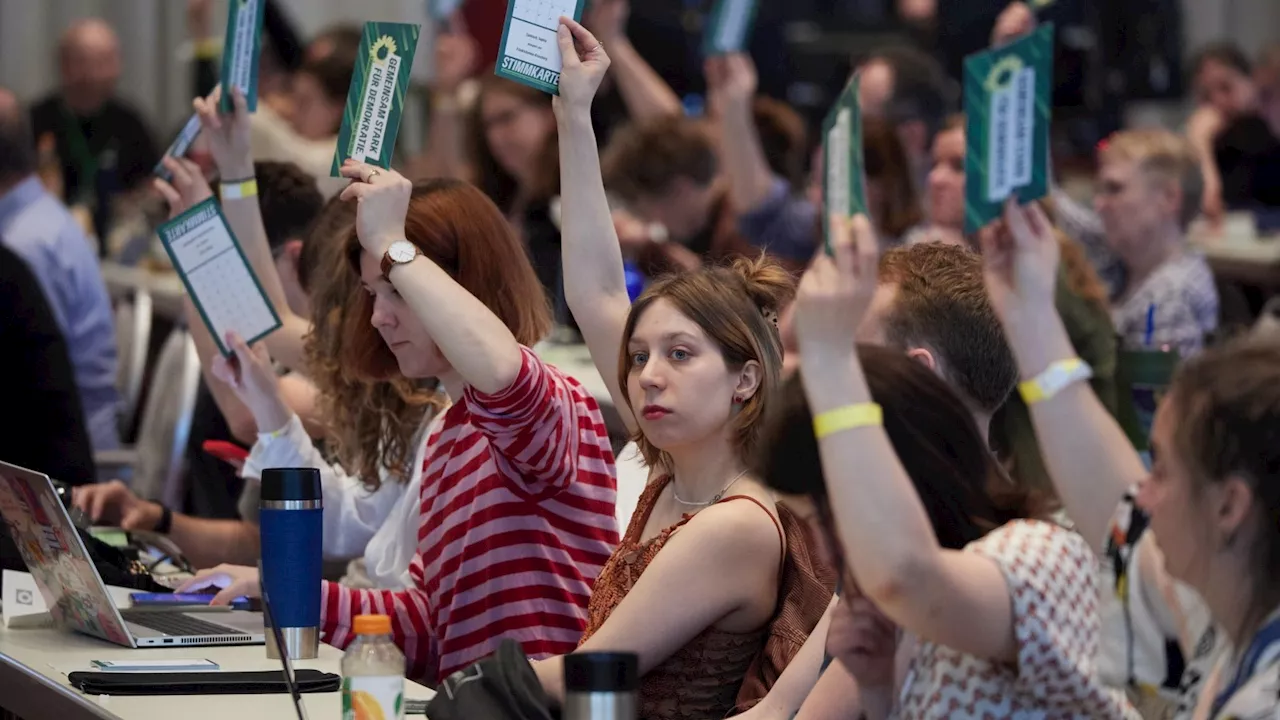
[672,469,749,507]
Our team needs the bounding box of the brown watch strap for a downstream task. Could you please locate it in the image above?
[381,245,421,280]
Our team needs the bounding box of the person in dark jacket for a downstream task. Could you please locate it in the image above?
[0,243,94,486]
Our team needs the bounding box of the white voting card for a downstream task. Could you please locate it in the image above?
[156,199,281,356]
[496,0,585,94]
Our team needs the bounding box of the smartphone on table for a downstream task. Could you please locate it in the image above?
[130,592,256,611]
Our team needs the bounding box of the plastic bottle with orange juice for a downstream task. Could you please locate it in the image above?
[341,614,405,720]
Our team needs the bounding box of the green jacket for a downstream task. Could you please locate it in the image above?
[990,268,1120,493]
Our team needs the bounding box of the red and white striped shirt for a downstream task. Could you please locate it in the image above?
[318,347,619,684]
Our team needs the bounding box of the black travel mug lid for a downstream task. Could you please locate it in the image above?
[260,468,322,502]
[564,652,639,693]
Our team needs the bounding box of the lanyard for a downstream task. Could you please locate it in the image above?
[59,101,98,206]
[1209,611,1280,718]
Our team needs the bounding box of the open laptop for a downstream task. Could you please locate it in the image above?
[0,460,265,647]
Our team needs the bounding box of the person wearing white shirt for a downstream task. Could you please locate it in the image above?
[237,409,444,589]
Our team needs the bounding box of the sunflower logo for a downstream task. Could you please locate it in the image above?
[985,56,1025,95]
[370,36,398,63]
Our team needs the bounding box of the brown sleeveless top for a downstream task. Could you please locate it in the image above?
[578,476,784,720]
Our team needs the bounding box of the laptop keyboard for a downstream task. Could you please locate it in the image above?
[120,609,250,637]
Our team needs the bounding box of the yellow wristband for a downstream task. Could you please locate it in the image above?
[813,403,883,439]
[220,178,258,200]
[1018,358,1093,405]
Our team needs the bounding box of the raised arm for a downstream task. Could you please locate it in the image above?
[155,156,305,444]
[979,201,1148,553]
[333,160,523,395]
[234,368,416,561]
[706,54,775,216]
[794,215,1019,665]
[553,18,638,432]
[154,155,257,443]
[1187,105,1226,226]
[191,87,311,372]
[586,0,683,122]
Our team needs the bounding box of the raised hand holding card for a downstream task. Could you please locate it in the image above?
[219,0,267,113]
[822,74,868,254]
[157,199,281,356]
[703,0,760,56]
[963,23,1054,234]
[495,0,586,94]
[332,23,422,175]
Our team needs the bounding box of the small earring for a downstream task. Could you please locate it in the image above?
[733,396,743,404]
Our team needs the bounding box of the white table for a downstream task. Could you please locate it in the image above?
[100,263,186,321]
[0,624,435,720]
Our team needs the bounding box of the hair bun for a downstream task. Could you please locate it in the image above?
[728,254,796,318]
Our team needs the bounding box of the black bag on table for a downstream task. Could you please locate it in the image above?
[428,639,557,720]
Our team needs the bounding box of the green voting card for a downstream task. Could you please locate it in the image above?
[219,0,267,113]
[157,199,281,357]
[496,0,586,94]
[822,74,868,254]
[332,23,422,176]
[963,23,1054,234]
[703,0,760,56]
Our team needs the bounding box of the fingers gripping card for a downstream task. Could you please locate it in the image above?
[963,23,1054,234]
[331,23,422,176]
[495,0,587,95]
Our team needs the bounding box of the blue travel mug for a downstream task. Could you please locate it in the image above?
[260,467,323,660]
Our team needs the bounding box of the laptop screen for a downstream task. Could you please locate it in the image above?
[0,461,134,646]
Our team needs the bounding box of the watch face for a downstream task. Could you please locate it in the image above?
[389,241,417,263]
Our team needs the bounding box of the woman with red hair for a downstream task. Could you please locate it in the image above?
[180,87,619,685]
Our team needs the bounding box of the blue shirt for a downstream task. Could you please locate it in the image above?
[737,176,820,262]
[0,176,120,452]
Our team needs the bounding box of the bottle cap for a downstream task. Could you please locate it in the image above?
[353,614,392,635]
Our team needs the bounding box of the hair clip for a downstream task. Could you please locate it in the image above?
[762,308,779,327]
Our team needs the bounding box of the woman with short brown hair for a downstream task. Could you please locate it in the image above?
[530,20,803,719]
